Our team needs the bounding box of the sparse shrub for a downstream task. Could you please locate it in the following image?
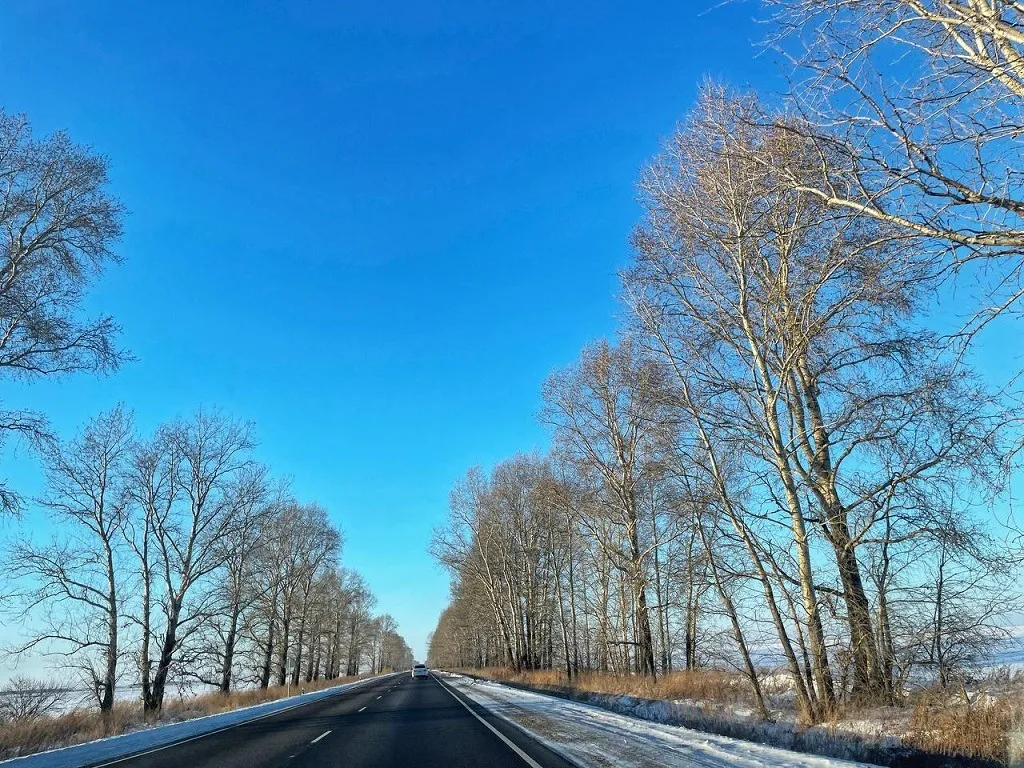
[0,677,68,723]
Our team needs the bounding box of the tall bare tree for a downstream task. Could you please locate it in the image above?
[768,0,1024,328]
[0,111,125,516]
[627,85,1008,704]
[142,410,256,712]
[9,407,133,712]
[198,467,273,692]
[541,338,666,679]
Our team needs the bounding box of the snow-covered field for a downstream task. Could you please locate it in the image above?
[444,672,883,768]
[0,682,224,719]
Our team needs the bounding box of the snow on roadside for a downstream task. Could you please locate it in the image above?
[0,672,397,768]
[443,673,882,768]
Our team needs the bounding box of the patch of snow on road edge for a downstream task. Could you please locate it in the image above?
[442,672,883,768]
[433,673,585,768]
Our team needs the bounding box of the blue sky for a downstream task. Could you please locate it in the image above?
[1,0,789,662]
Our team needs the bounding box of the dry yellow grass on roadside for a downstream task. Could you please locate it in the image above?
[466,667,751,704]
[904,688,1024,765]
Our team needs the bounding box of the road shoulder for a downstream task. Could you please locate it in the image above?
[1,673,401,768]
[440,672,882,768]
[431,673,581,768]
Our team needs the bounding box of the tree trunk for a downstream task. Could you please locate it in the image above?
[566,520,581,675]
[650,488,669,674]
[101,541,118,713]
[146,599,181,713]
[792,363,884,703]
[697,521,770,720]
[831,529,883,701]
[278,612,291,686]
[780,474,835,709]
[138,542,153,709]
[739,292,836,709]
[628,501,656,679]
[220,602,241,693]
[292,611,306,686]
[260,617,275,689]
[347,618,359,676]
[684,528,698,671]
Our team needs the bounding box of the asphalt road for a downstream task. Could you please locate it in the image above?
[90,672,577,768]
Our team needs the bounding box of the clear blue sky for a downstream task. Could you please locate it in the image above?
[0,1,781,662]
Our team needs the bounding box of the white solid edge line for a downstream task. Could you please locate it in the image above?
[431,674,544,768]
[86,672,400,768]
[436,674,586,768]
[310,730,331,744]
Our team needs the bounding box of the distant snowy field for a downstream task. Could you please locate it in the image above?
[985,643,1024,670]
[0,681,224,718]
[443,673,881,768]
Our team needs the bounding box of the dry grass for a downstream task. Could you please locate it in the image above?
[904,687,1024,765]
[0,674,369,761]
[468,666,752,705]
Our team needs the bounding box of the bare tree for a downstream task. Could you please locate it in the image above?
[255,502,340,687]
[341,572,377,676]
[0,677,69,722]
[197,467,273,692]
[122,430,177,710]
[432,467,518,670]
[289,505,341,686]
[542,338,667,679]
[767,0,1024,328]
[141,410,256,712]
[0,111,125,516]
[626,85,1009,704]
[9,407,133,712]
[2,402,394,712]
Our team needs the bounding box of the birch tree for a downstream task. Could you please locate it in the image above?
[541,338,666,679]
[627,85,1008,704]
[768,0,1024,327]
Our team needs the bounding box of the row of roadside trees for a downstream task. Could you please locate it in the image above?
[12,406,413,713]
[0,110,412,715]
[428,0,1024,724]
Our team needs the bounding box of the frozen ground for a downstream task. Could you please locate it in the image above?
[444,673,883,768]
[0,673,393,768]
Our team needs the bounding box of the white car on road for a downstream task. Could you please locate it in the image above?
[412,663,429,679]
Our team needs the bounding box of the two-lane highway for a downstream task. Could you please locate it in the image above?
[91,673,576,768]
